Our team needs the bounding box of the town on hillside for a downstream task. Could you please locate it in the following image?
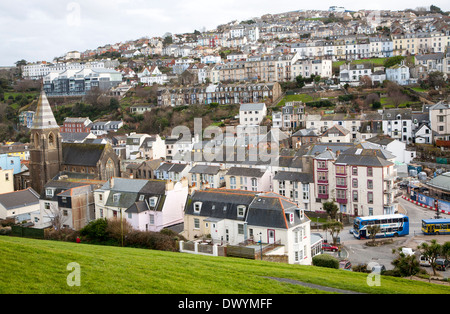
[0,5,449,268]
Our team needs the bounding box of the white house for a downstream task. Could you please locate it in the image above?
[183,189,312,265]
[385,62,411,85]
[239,103,267,126]
[0,188,40,222]
[138,66,168,85]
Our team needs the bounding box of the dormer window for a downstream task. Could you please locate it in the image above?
[149,197,157,207]
[113,193,121,203]
[46,188,55,198]
[237,205,246,218]
[193,202,202,213]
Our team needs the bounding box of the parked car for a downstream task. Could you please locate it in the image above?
[436,258,449,271]
[371,264,386,273]
[322,243,339,252]
[419,255,431,267]
[339,260,352,270]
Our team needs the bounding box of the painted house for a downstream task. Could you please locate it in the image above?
[183,189,312,265]
[225,166,272,192]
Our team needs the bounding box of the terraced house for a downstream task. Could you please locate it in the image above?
[183,189,312,265]
[157,82,282,106]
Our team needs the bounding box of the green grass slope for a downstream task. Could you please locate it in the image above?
[1,236,449,294]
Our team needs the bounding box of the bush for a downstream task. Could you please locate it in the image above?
[312,254,339,269]
[125,230,179,251]
[80,218,109,242]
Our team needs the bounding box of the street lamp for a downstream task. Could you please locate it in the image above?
[258,232,263,260]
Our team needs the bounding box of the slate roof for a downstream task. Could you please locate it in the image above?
[0,188,40,209]
[62,143,106,166]
[156,162,187,173]
[189,164,221,175]
[226,166,265,178]
[185,189,257,221]
[273,171,313,183]
[335,154,394,167]
[246,192,310,229]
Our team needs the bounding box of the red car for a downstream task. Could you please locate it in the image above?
[322,243,339,252]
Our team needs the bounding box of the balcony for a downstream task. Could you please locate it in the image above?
[336,198,347,204]
[317,194,329,199]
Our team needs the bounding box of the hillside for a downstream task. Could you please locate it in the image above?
[0,236,449,294]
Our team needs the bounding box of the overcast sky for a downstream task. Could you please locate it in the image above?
[1,1,449,66]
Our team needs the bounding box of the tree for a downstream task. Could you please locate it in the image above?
[367,224,381,244]
[391,247,420,278]
[427,71,446,89]
[322,220,343,246]
[418,239,442,276]
[323,201,339,220]
[384,56,405,68]
[295,75,305,89]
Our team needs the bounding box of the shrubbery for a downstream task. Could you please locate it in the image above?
[312,254,339,269]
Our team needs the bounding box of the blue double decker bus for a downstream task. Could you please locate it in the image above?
[353,214,409,239]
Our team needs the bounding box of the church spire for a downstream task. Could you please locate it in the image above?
[32,90,58,130]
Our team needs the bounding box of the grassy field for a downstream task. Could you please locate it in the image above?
[332,57,388,68]
[1,236,449,294]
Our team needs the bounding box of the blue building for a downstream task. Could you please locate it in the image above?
[0,154,22,174]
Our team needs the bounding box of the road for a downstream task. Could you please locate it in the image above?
[317,196,450,277]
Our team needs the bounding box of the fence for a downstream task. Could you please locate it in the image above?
[404,191,450,215]
[10,226,44,239]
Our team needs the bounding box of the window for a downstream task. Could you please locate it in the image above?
[4,173,9,181]
[113,193,121,203]
[336,177,346,187]
[251,178,257,191]
[353,191,358,202]
[302,184,309,201]
[238,224,244,235]
[318,185,327,195]
[337,189,346,200]
[230,176,236,189]
[336,165,345,174]
[318,172,327,181]
[317,161,327,169]
[367,167,373,177]
[194,218,200,229]
[139,195,145,201]
[99,194,103,201]
[352,178,358,188]
[237,205,246,218]
[62,197,67,203]
[44,202,50,210]
[368,192,373,204]
[352,167,358,175]
[46,189,54,198]
[149,197,157,207]
[367,180,373,189]
[193,202,202,213]
[150,214,155,225]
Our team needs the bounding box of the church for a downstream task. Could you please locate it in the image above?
[28,90,121,194]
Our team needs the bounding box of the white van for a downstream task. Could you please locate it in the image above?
[401,247,415,256]
[419,255,431,267]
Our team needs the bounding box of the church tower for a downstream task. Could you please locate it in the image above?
[29,90,63,194]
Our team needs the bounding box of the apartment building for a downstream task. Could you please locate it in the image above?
[313,146,397,216]
[429,102,450,141]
